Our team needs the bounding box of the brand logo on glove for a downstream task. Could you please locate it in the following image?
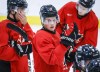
[63,23,83,44]
[61,36,74,42]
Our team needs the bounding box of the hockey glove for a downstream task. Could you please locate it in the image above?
[60,22,78,48]
[10,40,32,57]
[65,52,76,62]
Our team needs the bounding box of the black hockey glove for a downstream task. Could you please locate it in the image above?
[60,22,78,48]
[10,40,32,57]
[65,52,76,62]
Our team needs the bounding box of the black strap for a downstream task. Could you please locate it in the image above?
[7,12,18,22]
[0,60,11,72]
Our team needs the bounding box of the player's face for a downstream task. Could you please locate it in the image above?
[16,7,28,14]
[15,7,27,20]
[43,17,57,31]
[77,4,90,16]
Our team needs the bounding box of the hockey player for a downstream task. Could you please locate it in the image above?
[74,44,100,72]
[87,58,100,72]
[56,0,99,71]
[33,4,79,72]
[0,0,34,72]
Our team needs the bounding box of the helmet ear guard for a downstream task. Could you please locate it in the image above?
[39,12,44,24]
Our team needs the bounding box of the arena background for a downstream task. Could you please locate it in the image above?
[0,0,100,72]
[0,0,100,27]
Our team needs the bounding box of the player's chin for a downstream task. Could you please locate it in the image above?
[78,13,86,16]
[49,27,55,32]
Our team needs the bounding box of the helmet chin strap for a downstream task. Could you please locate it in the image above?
[13,12,18,22]
[7,12,18,22]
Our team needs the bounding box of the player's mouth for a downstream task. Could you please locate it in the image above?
[50,26,55,29]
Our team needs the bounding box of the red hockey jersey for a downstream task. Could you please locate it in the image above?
[56,2,98,50]
[33,29,69,72]
[0,19,35,72]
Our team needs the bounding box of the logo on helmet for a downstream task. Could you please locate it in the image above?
[49,8,53,11]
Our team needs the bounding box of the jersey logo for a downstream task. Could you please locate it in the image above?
[67,13,72,16]
[75,32,83,43]
[49,7,53,11]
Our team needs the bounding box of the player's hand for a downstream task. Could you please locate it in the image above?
[60,22,78,48]
[65,52,75,62]
[17,11,27,25]
[10,40,32,57]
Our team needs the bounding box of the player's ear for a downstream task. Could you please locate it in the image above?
[11,10,16,14]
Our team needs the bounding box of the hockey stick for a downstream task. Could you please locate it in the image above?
[65,46,74,61]
[7,23,33,72]
[7,23,29,42]
[62,24,74,62]
[64,23,79,62]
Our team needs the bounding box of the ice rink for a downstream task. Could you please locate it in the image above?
[31,25,100,72]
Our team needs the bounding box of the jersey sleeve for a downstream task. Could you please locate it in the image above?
[56,2,74,34]
[0,23,19,61]
[56,4,67,34]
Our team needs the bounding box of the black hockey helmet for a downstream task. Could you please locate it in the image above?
[87,58,100,72]
[78,0,95,8]
[40,4,57,18]
[39,4,59,23]
[7,0,28,13]
[75,44,100,71]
